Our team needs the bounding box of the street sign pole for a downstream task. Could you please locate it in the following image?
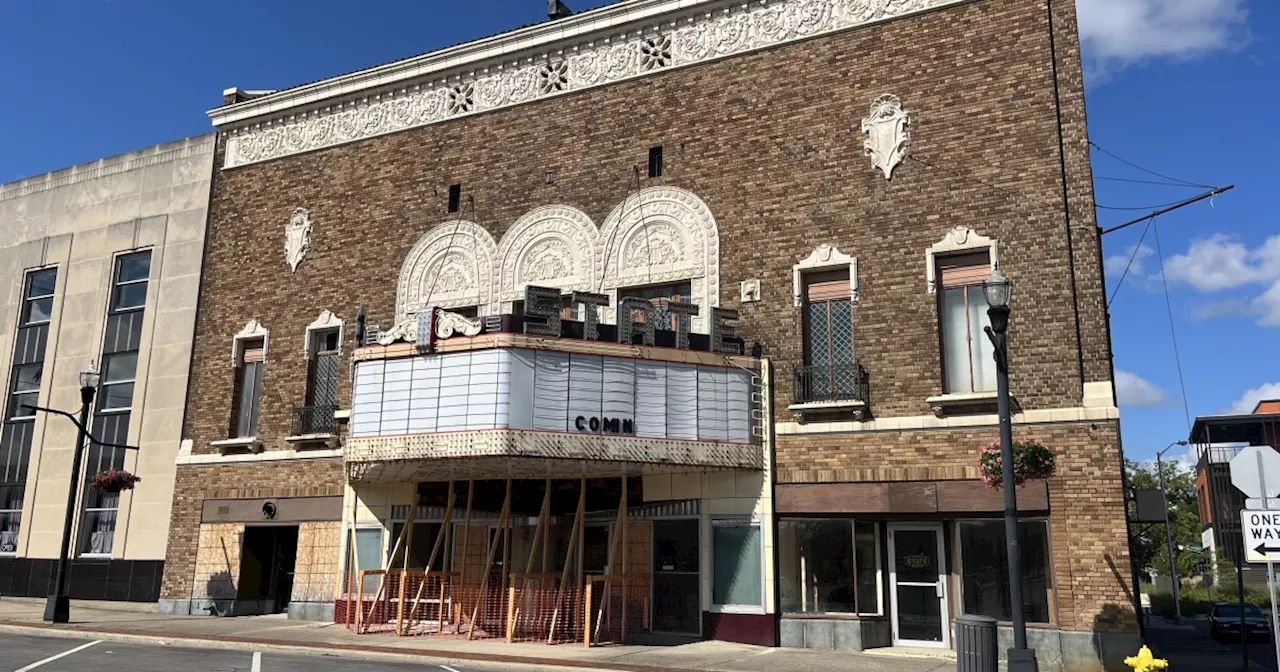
[1260,451,1280,668]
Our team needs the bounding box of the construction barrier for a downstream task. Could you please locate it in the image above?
[340,568,650,646]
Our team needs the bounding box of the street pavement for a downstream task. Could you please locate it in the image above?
[1145,616,1278,672]
[1,630,546,672]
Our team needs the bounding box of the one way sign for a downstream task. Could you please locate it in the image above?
[1242,509,1280,563]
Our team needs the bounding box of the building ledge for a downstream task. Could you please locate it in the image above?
[926,391,998,417]
[210,437,263,455]
[334,409,351,422]
[286,433,339,449]
[788,399,867,422]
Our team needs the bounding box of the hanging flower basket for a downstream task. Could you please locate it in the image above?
[91,470,141,494]
[979,440,1055,490]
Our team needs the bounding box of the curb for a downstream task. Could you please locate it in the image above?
[0,620,697,672]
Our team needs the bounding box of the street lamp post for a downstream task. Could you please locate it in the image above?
[982,268,1038,672]
[1156,440,1189,625]
[31,362,138,624]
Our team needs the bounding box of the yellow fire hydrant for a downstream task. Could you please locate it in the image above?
[1124,645,1169,671]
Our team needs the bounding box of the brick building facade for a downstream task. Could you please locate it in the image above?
[160,0,1138,669]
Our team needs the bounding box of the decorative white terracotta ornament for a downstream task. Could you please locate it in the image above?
[740,279,761,303]
[222,0,960,168]
[376,318,418,346]
[285,208,313,273]
[435,310,484,338]
[861,94,910,180]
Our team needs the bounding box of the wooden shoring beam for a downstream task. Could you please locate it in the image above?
[596,477,627,644]
[366,493,416,635]
[500,478,513,640]
[395,492,421,636]
[621,475,629,643]
[403,483,455,635]
[346,488,359,631]
[548,478,586,644]
[458,480,474,628]
[509,479,552,642]
[468,478,512,640]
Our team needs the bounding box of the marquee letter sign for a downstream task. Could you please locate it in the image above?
[523,285,562,337]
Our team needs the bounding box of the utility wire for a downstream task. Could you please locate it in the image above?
[1095,176,1208,188]
[1106,215,1155,307]
[1152,221,1193,432]
[1089,141,1215,189]
[1097,198,1203,211]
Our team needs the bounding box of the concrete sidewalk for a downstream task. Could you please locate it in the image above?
[0,599,956,672]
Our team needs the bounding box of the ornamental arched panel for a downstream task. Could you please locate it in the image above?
[396,220,498,323]
[495,205,599,305]
[597,187,720,332]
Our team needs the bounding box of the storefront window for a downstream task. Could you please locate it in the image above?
[959,520,1051,623]
[712,519,763,610]
[779,519,880,615]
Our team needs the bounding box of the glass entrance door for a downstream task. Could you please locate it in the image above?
[888,524,949,648]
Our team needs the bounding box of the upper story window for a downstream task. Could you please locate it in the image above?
[99,352,138,413]
[620,282,692,331]
[6,365,42,421]
[802,270,854,368]
[235,338,266,438]
[111,252,151,312]
[937,251,996,394]
[21,269,56,326]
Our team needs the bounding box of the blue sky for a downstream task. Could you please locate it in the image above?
[0,0,1274,466]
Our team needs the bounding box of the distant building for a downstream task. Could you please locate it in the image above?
[1190,400,1280,587]
[0,136,214,602]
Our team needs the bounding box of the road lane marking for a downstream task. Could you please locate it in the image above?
[251,651,262,672]
[439,666,462,672]
[15,640,102,672]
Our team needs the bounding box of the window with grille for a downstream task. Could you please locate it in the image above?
[235,339,266,438]
[799,270,856,401]
[937,252,996,393]
[619,282,693,331]
[1,267,57,554]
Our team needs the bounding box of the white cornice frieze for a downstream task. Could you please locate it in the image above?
[218,0,963,168]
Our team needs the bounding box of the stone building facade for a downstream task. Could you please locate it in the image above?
[0,135,215,602]
[161,0,1136,668]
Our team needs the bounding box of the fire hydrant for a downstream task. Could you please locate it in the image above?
[1124,645,1169,671]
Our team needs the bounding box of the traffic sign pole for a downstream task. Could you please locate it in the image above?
[1259,451,1280,668]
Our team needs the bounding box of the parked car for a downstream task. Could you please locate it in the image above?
[1210,603,1272,641]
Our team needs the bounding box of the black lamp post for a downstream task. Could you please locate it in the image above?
[32,362,138,624]
[982,268,1038,672]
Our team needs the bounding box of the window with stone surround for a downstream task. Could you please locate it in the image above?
[937,251,997,394]
[233,338,266,438]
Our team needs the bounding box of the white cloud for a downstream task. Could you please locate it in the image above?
[1164,234,1280,327]
[1077,0,1248,72]
[1115,369,1168,407]
[1227,382,1280,415]
[1105,243,1154,281]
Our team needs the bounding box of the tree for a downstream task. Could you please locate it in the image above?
[1126,459,1204,581]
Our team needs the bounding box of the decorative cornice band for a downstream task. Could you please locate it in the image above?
[0,135,215,202]
[218,0,964,168]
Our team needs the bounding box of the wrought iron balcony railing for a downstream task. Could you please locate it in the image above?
[793,362,870,406]
[291,404,337,436]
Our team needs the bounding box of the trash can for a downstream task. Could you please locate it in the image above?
[955,614,998,672]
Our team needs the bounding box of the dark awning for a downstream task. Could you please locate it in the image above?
[1189,413,1280,444]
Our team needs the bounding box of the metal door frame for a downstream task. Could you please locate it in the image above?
[651,517,701,637]
[887,522,950,648]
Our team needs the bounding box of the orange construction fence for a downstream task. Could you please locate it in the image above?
[341,569,650,646]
